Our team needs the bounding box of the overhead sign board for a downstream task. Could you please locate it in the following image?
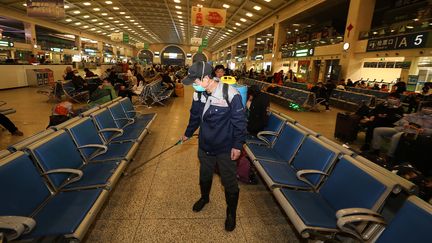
[281,48,314,58]
[201,38,209,47]
[191,6,226,28]
[123,33,129,44]
[26,0,65,18]
[111,32,123,42]
[366,32,430,52]
[191,37,202,46]
[136,42,145,48]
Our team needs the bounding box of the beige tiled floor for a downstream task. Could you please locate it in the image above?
[0,86,347,242]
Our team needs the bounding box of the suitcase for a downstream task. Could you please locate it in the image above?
[334,112,360,142]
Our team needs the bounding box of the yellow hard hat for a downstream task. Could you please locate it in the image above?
[220,76,237,84]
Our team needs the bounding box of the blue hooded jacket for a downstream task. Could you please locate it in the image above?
[184,81,247,155]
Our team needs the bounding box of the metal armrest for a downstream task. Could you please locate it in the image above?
[296,169,328,191]
[77,144,108,161]
[98,128,124,136]
[43,168,83,189]
[0,216,36,241]
[337,214,386,241]
[257,131,278,146]
[114,117,135,127]
[336,208,382,219]
[125,110,145,117]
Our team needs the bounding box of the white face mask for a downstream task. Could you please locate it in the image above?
[193,61,208,92]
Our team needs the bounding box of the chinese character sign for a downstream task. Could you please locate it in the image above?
[27,0,65,18]
[191,6,226,28]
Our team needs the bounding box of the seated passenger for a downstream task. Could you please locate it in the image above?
[361,93,404,151]
[247,85,270,136]
[346,78,354,87]
[84,68,96,78]
[0,113,23,136]
[266,84,279,94]
[372,83,380,90]
[310,82,330,111]
[370,102,432,161]
[63,66,75,81]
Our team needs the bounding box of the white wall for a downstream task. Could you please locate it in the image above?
[354,67,402,82]
[0,64,116,89]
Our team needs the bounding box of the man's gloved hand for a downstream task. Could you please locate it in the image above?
[231,148,241,161]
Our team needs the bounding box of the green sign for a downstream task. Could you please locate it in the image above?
[144,43,149,50]
[123,33,129,44]
[201,38,208,47]
[198,46,203,53]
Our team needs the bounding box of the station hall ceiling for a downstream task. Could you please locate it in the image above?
[2,0,295,50]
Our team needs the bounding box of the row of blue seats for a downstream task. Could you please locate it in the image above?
[241,78,316,108]
[330,89,376,111]
[245,111,430,241]
[0,97,156,242]
[285,82,309,91]
[346,86,390,100]
[141,78,173,107]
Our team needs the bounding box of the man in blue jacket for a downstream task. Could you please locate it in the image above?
[182,61,247,231]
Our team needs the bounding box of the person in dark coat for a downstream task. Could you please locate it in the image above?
[247,85,270,136]
[360,92,404,151]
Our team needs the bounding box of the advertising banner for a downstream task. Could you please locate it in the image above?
[191,6,226,28]
[111,32,123,42]
[26,0,65,18]
[136,43,144,49]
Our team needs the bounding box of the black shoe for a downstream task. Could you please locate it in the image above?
[192,197,209,212]
[192,181,212,212]
[225,190,239,231]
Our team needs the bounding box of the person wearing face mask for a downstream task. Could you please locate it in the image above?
[181,61,247,232]
[360,92,404,151]
[370,102,432,161]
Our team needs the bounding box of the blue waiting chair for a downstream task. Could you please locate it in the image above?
[108,101,155,137]
[245,112,286,147]
[244,122,307,163]
[272,155,396,239]
[8,129,55,152]
[254,136,340,190]
[91,108,147,143]
[26,131,126,191]
[0,151,108,241]
[364,196,432,243]
[65,117,138,163]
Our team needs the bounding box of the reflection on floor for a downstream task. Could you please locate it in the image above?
[0,86,348,242]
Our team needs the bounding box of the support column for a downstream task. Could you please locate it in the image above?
[247,35,256,70]
[75,35,82,52]
[113,46,118,60]
[24,22,37,54]
[97,41,104,65]
[272,23,287,72]
[247,35,256,60]
[340,0,376,80]
[231,45,236,61]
